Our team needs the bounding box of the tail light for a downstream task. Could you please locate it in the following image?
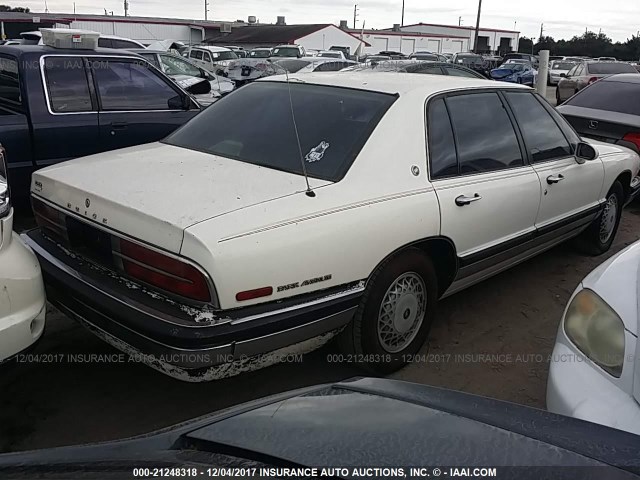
[588,77,599,85]
[117,239,211,303]
[622,132,640,151]
[0,145,10,219]
[32,196,68,241]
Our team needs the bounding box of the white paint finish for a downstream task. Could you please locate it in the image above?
[371,37,389,53]
[447,40,465,54]
[401,38,416,55]
[0,211,47,362]
[32,143,330,253]
[433,167,541,256]
[426,39,441,53]
[298,26,363,55]
[68,20,193,44]
[398,24,518,53]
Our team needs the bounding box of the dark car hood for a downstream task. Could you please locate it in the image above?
[1,379,639,479]
[491,67,522,79]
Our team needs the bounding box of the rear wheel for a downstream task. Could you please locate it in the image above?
[337,249,438,374]
[576,181,624,255]
[555,87,562,105]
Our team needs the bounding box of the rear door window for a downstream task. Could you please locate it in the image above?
[203,51,212,63]
[190,50,203,60]
[565,80,640,115]
[164,82,396,181]
[92,59,182,111]
[43,56,93,113]
[0,56,21,108]
[97,38,113,48]
[504,91,572,162]
[445,92,523,174]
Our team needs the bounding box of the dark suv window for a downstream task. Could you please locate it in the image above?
[112,39,141,49]
[0,57,21,107]
[427,98,457,179]
[566,80,640,115]
[505,92,571,162]
[164,82,396,182]
[92,60,181,111]
[190,50,203,60]
[445,92,522,174]
[43,57,93,113]
[97,38,113,48]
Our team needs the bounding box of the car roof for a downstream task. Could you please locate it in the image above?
[602,73,640,83]
[191,45,231,52]
[261,71,528,96]
[0,44,143,57]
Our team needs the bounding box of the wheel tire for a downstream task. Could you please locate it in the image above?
[517,77,522,84]
[576,181,624,255]
[555,88,562,106]
[336,248,438,374]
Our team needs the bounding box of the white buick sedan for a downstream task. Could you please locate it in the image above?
[547,241,640,435]
[23,73,640,381]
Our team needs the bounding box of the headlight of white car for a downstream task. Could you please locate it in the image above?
[0,145,9,219]
[564,289,625,377]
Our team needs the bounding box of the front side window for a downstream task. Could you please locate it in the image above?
[43,57,92,113]
[164,82,396,182]
[203,51,212,63]
[92,60,181,111]
[566,65,578,77]
[446,92,522,174]
[0,56,21,107]
[427,98,457,179]
[504,92,571,163]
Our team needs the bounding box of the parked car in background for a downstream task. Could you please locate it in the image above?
[378,50,406,59]
[130,49,235,104]
[248,47,272,58]
[20,29,145,49]
[502,52,538,67]
[451,52,491,78]
[549,55,564,62]
[0,36,201,197]
[2,378,640,475]
[557,74,640,154]
[342,60,485,78]
[0,147,47,364]
[224,58,285,87]
[225,46,247,58]
[317,50,346,60]
[596,57,617,62]
[547,240,640,435]
[408,52,447,62]
[272,57,355,73]
[563,56,587,62]
[329,45,351,58]
[490,59,537,86]
[548,60,578,85]
[186,46,238,75]
[269,44,306,59]
[362,54,392,64]
[24,74,639,380]
[556,61,639,104]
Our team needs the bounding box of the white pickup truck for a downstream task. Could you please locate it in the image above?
[23,74,640,381]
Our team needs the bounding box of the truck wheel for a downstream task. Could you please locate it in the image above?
[337,249,438,374]
[576,181,624,255]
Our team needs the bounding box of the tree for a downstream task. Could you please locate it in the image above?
[518,36,534,54]
[0,5,30,12]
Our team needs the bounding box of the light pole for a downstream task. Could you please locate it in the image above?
[473,0,483,53]
[205,0,209,21]
[401,0,405,27]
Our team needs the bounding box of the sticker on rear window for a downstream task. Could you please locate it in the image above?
[305,141,330,163]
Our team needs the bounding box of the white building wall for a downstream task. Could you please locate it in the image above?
[298,26,364,55]
[359,31,470,55]
[66,20,195,44]
[399,24,518,52]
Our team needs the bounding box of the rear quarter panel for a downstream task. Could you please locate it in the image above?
[592,141,640,199]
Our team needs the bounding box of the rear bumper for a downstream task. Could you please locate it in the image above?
[23,229,360,380]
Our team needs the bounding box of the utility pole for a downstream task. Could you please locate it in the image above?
[473,0,482,53]
[539,23,544,41]
[459,16,462,26]
[124,0,129,17]
[514,21,516,30]
[353,4,359,29]
[205,0,209,21]
[401,0,405,27]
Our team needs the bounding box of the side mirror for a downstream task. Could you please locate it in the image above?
[576,142,598,163]
[560,73,567,78]
[168,94,191,110]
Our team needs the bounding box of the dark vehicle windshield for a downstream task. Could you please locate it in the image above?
[249,49,271,58]
[587,62,637,74]
[0,57,21,108]
[456,55,483,65]
[271,47,300,57]
[164,82,396,181]
[566,80,640,115]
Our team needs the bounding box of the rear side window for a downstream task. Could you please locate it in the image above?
[445,66,481,78]
[566,80,640,115]
[0,57,21,107]
[43,57,93,113]
[112,39,141,49]
[92,60,181,111]
[190,50,203,60]
[97,38,113,48]
[504,92,571,162]
[203,51,212,63]
[587,63,637,74]
[445,92,522,174]
[427,98,457,179]
[164,82,396,182]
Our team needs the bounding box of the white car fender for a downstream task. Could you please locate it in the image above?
[589,140,640,199]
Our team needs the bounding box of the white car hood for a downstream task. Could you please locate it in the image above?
[581,242,640,337]
[32,143,330,253]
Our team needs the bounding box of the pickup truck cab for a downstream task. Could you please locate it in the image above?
[0,41,201,196]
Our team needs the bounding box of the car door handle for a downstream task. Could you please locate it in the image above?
[110,122,129,130]
[546,174,565,185]
[455,194,482,206]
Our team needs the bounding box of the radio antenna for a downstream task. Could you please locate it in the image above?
[284,69,315,198]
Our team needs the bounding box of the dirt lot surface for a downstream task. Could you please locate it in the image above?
[1,87,630,454]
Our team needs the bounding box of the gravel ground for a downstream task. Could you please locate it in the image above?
[2,86,628,454]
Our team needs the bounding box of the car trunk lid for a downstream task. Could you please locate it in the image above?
[32,142,330,253]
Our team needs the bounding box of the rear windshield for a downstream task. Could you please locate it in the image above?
[566,80,640,115]
[552,62,576,70]
[0,57,21,107]
[271,47,300,57]
[587,63,637,74]
[164,82,396,182]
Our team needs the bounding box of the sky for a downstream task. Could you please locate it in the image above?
[17,0,640,42]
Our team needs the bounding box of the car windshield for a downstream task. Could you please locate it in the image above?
[503,64,526,71]
[211,51,238,61]
[249,50,271,58]
[271,47,300,57]
[552,62,576,70]
[566,80,640,115]
[319,52,341,58]
[160,55,201,77]
[164,82,396,181]
[587,62,637,74]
